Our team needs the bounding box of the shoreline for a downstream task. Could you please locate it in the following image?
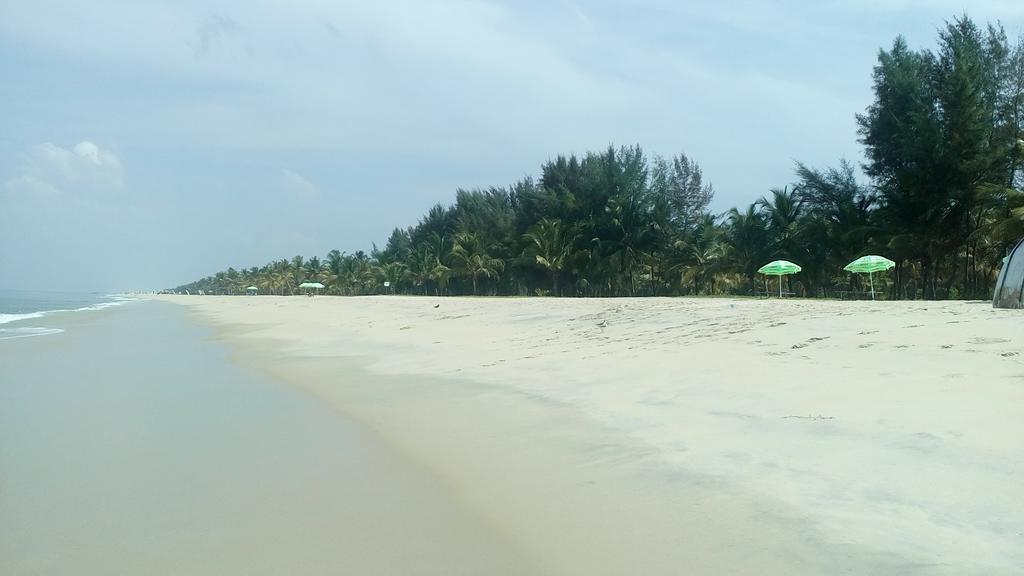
[1,302,541,575]
[197,310,838,575]
[164,294,1024,574]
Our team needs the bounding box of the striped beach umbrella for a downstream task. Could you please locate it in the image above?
[758,260,802,297]
[843,255,895,300]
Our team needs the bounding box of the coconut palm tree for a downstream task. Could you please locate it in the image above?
[603,191,658,295]
[303,256,323,283]
[406,246,438,295]
[522,218,575,295]
[724,204,770,292]
[375,261,408,293]
[452,232,505,295]
[428,263,451,295]
[667,213,724,294]
[758,186,804,258]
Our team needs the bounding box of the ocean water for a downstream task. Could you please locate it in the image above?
[0,289,136,340]
[0,300,527,575]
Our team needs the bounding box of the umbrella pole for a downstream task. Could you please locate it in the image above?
[869,272,875,300]
[779,276,783,298]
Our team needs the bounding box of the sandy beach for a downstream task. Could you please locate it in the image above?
[162,295,1024,575]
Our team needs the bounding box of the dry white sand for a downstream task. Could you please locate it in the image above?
[162,295,1024,575]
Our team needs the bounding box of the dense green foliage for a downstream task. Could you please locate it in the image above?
[177,16,1024,300]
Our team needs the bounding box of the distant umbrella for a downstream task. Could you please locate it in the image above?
[298,282,325,295]
[246,286,258,295]
[843,255,895,300]
[758,260,802,297]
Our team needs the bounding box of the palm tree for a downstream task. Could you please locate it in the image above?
[522,218,575,295]
[724,204,770,293]
[667,213,723,294]
[758,186,804,257]
[420,233,453,295]
[325,249,345,294]
[452,232,505,295]
[758,186,806,294]
[288,256,305,293]
[429,261,451,296]
[375,261,408,293]
[303,256,323,284]
[602,191,657,296]
[406,246,436,295]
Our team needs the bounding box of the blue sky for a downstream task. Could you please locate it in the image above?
[2,1,1022,291]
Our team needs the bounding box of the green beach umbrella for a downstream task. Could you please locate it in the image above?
[758,260,802,297]
[843,255,894,300]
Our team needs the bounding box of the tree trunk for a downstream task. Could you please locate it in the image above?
[921,257,932,300]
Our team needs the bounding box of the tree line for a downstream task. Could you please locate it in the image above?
[176,16,1024,300]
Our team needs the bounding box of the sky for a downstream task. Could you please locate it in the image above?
[2,1,1023,291]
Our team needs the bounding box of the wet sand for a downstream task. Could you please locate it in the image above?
[164,295,1024,575]
[0,302,536,575]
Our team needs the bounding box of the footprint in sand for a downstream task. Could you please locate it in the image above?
[858,343,874,349]
[858,330,878,335]
[792,337,829,350]
[1000,351,1019,357]
[968,337,1010,345]
[941,344,954,349]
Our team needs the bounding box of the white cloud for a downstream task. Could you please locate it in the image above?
[282,169,319,201]
[4,174,59,198]
[5,141,123,199]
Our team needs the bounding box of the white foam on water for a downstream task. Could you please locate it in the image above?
[0,312,45,325]
[0,327,65,340]
[0,297,138,334]
[74,298,137,312]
